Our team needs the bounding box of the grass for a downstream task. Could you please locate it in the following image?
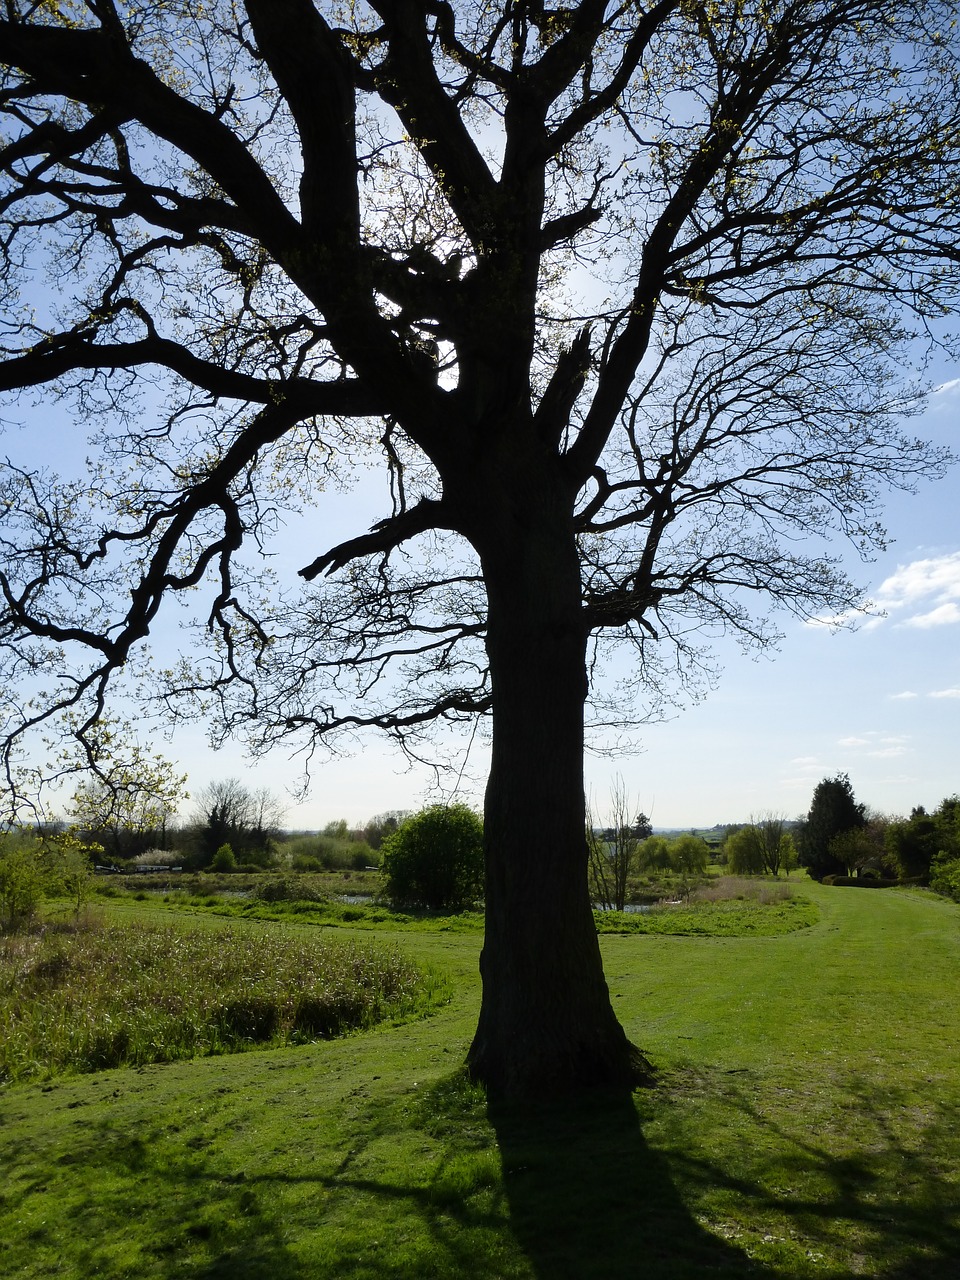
[1,880,959,1277]
[595,879,818,936]
[0,912,447,1084]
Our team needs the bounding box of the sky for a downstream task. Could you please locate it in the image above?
[3,361,957,833]
[124,371,956,835]
[3,362,957,833]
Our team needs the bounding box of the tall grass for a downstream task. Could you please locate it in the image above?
[0,915,444,1083]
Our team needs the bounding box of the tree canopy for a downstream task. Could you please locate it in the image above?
[1,0,958,1095]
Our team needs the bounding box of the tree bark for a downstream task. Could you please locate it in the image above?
[461,468,652,1096]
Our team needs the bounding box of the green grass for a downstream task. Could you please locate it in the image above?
[1,881,959,1277]
[0,913,447,1083]
[595,892,818,936]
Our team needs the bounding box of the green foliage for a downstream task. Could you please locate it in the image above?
[930,853,960,903]
[887,796,960,883]
[0,918,441,1083]
[637,835,673,871]
[725,819,797,877]
[282,832,376,871]
[669,834,710,875]
[799,773,865,881]
[380,804,484,910]
[0,839,47,931]
[594,894,817,938]
[0,831,98,931]
[210,843,237,872]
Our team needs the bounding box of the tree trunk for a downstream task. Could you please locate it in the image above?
[463,472,652,1097]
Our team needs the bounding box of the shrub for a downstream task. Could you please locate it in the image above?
[210,843,237,872]
[380,804,484,910]
[930,854,960,903]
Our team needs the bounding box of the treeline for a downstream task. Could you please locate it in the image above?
[791,774,960,897]
[63,774,407,873]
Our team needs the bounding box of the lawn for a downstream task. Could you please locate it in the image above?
[1,880,958,1277]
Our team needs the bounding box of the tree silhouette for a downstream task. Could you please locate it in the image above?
[0,1,957,1094]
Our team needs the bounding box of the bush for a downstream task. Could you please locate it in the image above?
[822,875,899,888]
[210,843,237,872]
[930,854,960,903]
[380,804,484,910]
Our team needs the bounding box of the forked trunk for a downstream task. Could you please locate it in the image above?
[464,482,651,1097]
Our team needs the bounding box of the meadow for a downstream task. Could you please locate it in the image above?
[1,879,958,1277]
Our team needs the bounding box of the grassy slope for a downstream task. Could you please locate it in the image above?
[1,883,958,1278]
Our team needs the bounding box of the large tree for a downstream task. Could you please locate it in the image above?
[799,773,867,880]
[0,1,957,1095]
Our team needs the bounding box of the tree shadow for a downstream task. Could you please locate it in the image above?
[488,1086,771,1279]
[655,1068,960,1279]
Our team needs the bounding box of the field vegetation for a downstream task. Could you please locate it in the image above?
[0,912,446,1085]
[1,878,958,1277]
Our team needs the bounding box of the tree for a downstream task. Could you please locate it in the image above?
[0,3,958,1095]
[192,778,285,866]
[637,835,673,873]
[588,776,639,911]
[724,825,767,876]
[380,803,484,910]
[887,798,960,882]
[799,774,866,881]
[669,833,709,875]
[65,723,188,859]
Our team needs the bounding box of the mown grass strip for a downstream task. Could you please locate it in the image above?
[0,915,448,1083]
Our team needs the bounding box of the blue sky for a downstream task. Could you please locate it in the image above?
[135,374,958,834]
[4,356,958,834]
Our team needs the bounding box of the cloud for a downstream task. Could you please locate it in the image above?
[867,746,908,758]
[901,602,960,629]
[838,736,870,747]
[932,377,960,395]
[929,688,960,699]
[888,690,919,700]
[868,552,960,629]
[789,756,820,768]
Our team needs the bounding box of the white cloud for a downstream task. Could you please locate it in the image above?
[867,552,960,629]
[867,746,909,759]
[901,602,960,629]
[929,688,960,699]
[789,756,820,768]
[838,736,870,747]
[932,377,960,396]
[888,690,919,700]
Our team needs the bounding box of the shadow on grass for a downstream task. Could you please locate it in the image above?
[655,1069,960,1278]
[488,1086,771,1279]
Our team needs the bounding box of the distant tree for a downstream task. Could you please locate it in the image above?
[193,778,285,867]
[799,775,866,881]
[725,826,767,876]
[669,834,710,875]
[35,717,188,860]
[637,836,673,873]
[588,777,640,912]
[380,804,483,911]
[887,798,960,882]
[362,813,410,853]
[633,814,654,842]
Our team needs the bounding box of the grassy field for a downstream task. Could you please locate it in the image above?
[1,880,958,1277]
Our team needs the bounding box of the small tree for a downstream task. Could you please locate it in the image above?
[380,805,484,911]
[211,843,237,872]
[588,777,640,912]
